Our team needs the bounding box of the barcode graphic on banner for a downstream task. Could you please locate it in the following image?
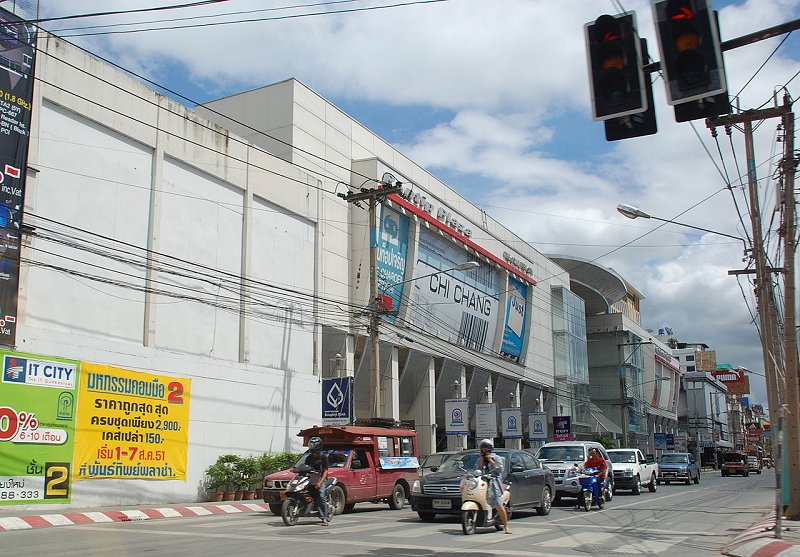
[458,313,488,351]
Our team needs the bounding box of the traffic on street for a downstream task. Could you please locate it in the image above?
[1,469,777,557]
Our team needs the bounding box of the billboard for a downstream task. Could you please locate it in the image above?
[376,205,409,323]
[444,398,469,435]
[528,412,547,442]
[0,8,36,346]
[500,277,527,360]
[711,367,750,395]
[553,415,572,441]
[322,377,353,425]
[501,407,522,440]
[475,403,497,440]
[409,229,499,352]
[0,351,79,505]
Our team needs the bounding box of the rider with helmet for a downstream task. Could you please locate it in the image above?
[306,436,330,526]
[477,439,512,534]
[580,447,608,505]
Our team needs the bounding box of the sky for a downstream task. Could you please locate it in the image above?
[31,0,800,411]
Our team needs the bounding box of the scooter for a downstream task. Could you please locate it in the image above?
[281,464,337,526]
[576,467,605,512]
[459,468,511,535]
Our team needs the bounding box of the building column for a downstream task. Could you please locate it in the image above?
[507,384,522,450]
[446,366,468,451]
[408,355,436,457]
[386,346,400,420]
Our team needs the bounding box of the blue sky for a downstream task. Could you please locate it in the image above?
[34,0,800,410]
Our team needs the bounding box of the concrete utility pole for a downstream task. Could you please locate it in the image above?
[340,179,402,419]
[709,95,799,519]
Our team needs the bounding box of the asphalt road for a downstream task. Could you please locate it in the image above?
[3,469,776,557]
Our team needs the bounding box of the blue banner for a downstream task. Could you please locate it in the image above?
[654,432,667,450]
[376,206,409,323]
[321,377,353,425]
[501,277,527,360]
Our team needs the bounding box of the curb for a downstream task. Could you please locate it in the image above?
[0,502,271,532]
[722,513,800,557]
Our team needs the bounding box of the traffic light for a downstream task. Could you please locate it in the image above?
[653,0,727,106]
[604,39,657,141]
[585,12,647,121]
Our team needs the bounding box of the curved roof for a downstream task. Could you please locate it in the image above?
[547,255,628,314]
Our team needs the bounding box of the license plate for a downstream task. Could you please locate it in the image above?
[432,499,452,509]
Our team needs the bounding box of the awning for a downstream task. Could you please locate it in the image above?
[716,440,734,449]
[588,403,623,435]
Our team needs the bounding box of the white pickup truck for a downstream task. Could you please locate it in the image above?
[607,449,659,495]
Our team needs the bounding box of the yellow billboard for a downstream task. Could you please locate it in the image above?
[73,363,191,481]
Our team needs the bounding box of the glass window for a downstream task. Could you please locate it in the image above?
[686,355,695,362]
[400,436,414,456]
[520,452,538,469]
[687,366,696,371]
[510,452,525,470]
[537,446,585,461]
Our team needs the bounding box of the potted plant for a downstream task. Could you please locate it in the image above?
[215,454,239,501]
[203,462,227,502]
[235,455,259,500]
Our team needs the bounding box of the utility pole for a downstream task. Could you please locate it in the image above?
[710,95,798,519]
[340,179,402,419]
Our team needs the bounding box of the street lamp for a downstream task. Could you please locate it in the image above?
[616,204,748,247]
[370,260,480,419]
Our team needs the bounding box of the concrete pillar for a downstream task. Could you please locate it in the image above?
[446,366,468,451]
[387,346,400,420]
[408,356,436,457]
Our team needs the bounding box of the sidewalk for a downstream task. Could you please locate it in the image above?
[722,512,800,557]
[0,501,272,532]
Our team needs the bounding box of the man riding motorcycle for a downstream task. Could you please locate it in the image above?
[579,447,608,506]
[306,436,330,526]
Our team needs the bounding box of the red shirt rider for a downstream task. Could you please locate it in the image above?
[582,448,608,482]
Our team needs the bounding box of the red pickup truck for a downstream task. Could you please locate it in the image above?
[263,423,420,515]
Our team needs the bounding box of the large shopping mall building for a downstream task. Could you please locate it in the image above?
[0,19,681,508]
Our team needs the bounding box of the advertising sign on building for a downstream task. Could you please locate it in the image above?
[0,8,37,347]
[666,434,675,450]
[500,277,527,360]
[711,367,750,395]
[376,205,409,323]
[73,363,192,480]
[528,412,547,442]
[654,432,667,450]
[696,350,717,372]
[553,416,572,441]
[475,403,497,440]
[444,398,469,435]
[674,433,687,451]
[322,377,353,425]
[410,229,500,353]
[0,351,79,505]
[501,407,522,440]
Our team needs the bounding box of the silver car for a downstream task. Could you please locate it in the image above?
[536,441,615,501]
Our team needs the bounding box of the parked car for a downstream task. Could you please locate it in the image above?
[419,451,458,477]
[535,441,615,501]
[658,452,700,485]
[721,452,749,477]
[410,448,555,520]
[607,448,659,494]
[747,455,762,474]
[263,424,420,515]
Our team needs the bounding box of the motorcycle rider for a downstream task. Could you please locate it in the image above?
[306,436,330,526]
[477,439,512,534]
[580,447,608,506]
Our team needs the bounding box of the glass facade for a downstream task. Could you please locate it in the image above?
[551,287,588,384]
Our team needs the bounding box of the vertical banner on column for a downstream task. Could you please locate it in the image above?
[501,277,527,361]
[376,205,409,324]
[553,416,572,441]
[0,9,36,346]
[74,363,191,481]
[501,407,522,440]
[475,403,497,440]
[528,412,547,442]
[321,377,353,425]
[0,351,79,505]
[444,398,469,435]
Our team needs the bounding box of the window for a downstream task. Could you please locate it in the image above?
[399,436,414,456]
[520,452,539,469]
[687,366,696,371]
[686,355,695,362]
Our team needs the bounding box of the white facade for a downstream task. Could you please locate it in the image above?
[3,34,573,509]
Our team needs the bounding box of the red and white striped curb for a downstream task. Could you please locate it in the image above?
[722,513,800,557]
[0,502,271,532]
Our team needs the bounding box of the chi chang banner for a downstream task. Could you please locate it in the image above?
[74,363,191,481]
[0,8,37,346]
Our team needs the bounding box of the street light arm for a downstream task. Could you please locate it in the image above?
[616,204,748,245]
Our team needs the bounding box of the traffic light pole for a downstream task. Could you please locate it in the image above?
[709,95,799,521]
[341,183,402,419]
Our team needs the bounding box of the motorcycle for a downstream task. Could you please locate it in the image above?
[459,468,511,535]
[281,464,337,526]
[576,467,605,512]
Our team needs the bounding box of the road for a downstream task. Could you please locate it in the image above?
[3,470,775,557]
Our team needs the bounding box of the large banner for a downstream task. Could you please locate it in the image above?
[0,9,37,346]
[73,363,191,481]
[501,277,527,360]
[528,412,547,442]
[553,415,572,441]
[0,351,79,505]
[376,205,409,323]
[501,407,522,440]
